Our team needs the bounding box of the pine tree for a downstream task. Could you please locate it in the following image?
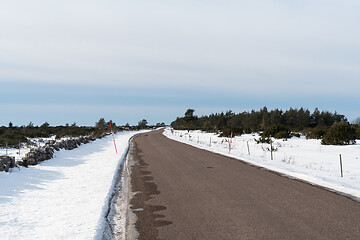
[321,122,356,145]
[95,118,106,130]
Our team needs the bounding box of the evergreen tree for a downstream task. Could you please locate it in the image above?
[41,122,50,128]
[321,122,357,145]
[138,119,148,129]
[95,118,106,130]
[185,109,195,119]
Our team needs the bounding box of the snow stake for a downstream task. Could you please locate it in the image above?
[229,131,233,154]
[270,138,273,160]
[339,154,343,177]
[109,121,118,154]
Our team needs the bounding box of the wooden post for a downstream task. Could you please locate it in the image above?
[198,136,199,143]
[210,137,211,147]
[19,141,21,155]
[247,141,250,155]
[339,154,343,177]
[6,143,8,156]
[229,131,233,154]
[270,139,273,160]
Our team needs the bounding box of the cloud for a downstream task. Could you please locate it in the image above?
[0,0,359,96]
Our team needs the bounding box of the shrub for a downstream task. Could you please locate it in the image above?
[274,131,291,139]
[255,136,271,144]
[262,125,291,139]
[219,128,243,137]
[244,127,252,134]
[305,126,328,139]
[291,132,301,138]
[321,122,357,145]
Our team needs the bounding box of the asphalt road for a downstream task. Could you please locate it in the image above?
[128,130,360,240]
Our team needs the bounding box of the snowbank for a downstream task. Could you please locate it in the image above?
[0,131,140,239]
[164,128,360,201]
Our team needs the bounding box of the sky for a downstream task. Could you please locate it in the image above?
[0,0,359,126]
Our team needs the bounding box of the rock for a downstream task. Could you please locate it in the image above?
[6,135,98,171]
[19,135,96,168]
[0,156,16,172]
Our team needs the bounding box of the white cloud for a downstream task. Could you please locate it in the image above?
[0,0,359,95]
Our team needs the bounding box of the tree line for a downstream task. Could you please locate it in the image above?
[171,108,360,145]
[0,118,165,147]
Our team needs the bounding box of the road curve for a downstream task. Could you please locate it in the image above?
[127,130,360,240]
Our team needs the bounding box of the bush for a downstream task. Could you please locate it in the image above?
[291,132,301,138]
[321,122,357,145]
[354,124,360,139]
[262,125,291,139]
[274,131,291,139]
[255,136,271,144]
[219,128,243,137]
[305,126,328,139]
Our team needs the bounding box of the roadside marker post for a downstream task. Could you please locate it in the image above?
[229,131,233,154]
[109,121,118,154]
[270,138,273,160]
[339,154,343,177]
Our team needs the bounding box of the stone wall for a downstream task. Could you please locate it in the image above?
[0,156,15,172]
[0,133,113,172]
[20,136,96,167]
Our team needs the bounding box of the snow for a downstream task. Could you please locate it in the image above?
[0,136,59,162]
[164,128,360,201]
[0,131,141,240]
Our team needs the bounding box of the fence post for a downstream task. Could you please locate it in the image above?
[6,143,8,156]
[210,137,211,147]
[339,154,343,177]
[229,131,233,154]
[247,141,251,155]
[270,139,273,160]
[19,141,21,155]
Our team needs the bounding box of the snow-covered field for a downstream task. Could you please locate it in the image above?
[164,128,360,201]
[0,131,140,240]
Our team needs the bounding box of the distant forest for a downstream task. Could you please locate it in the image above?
[171,108,360,145]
